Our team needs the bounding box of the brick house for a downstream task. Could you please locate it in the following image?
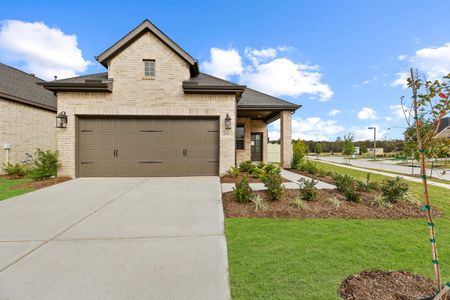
[0,63,56,172]
[42,20,300,177]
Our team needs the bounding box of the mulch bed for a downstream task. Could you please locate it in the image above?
[222,189,442,219]
[0,175,25,180]
[10,177,71,190]
[220,174,290,184]
[286,168,336,185]
[339,270,449,300]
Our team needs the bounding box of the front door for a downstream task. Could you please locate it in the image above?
[251,132,263,162]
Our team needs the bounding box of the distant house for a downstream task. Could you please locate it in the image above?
[0,63,57,171]
[436,117,450,139]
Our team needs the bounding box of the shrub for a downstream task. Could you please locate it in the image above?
[257,161,265,169]
[298,160,319,175]
[380,177,409,203]
[2,163,28,177]
[239,160,254,173]
[291,195,309,210]
[251,167,266,180]
[265,163,281,175]
[263,171,284,200]
[298,178,318,201]
[250,194,269,212]
[332,173,360,202]
[233,175,253,203]
[328,196,341,209]
[317,168,327,178]
[28,149,61,180]
[356,173,380,192]
[372,194,394,208]
[291,140,308,168]
[227,166,240,178]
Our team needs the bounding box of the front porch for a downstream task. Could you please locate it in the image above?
[235,109,295,168]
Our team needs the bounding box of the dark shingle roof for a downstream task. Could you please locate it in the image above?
[50,72,109,83]
[186,73,300,110]
[0,63,56,111]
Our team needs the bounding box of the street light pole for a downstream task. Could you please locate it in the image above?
[368,127,376,160]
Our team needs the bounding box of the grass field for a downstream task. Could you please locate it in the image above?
[226,161,450,299]
[0,178,34,201]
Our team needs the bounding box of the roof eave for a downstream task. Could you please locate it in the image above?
[0,92,56,112]
[182,83,245,96]
[39,82,113,93]
[237,104,302,111]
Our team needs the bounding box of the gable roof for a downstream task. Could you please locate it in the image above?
[0,63,56,111]
[96,19,199,76]
[184,73,301,110]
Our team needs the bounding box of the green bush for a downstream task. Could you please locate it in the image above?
[291,195,309,210]
[291,140,308,168]
[28,149,61,180]
[227,166,240,178]
[2,163,28,177]
[239,160,254,173]
[265,163,281,175]
[233,175,253,203]
[251,167,266,180]
[298,160,319,175]
[317,168,327,178]
[263,171,284,200]
[332,173,360,202]
[380,177,409,203]
[298,178,318,201]
[257,161,265,169]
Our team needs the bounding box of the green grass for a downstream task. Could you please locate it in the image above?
[226,161,450,299]
[0,178,35,201]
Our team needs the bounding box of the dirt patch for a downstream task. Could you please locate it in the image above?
[0,175,25,180]
[220,174,290,184]
[339,270,448,300]
[222,189,442,219]
[10,177,71,190]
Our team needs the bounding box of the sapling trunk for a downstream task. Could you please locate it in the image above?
[410,68,442,290]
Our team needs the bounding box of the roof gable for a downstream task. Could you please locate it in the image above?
[0,63,56,111]
[96,19,199,76]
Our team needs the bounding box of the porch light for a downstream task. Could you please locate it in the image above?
[56,111,68,128]
[225,114,232,129]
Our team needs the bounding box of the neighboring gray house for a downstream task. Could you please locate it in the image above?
[42,19,300,178]
[0,63,57,171]
[436,117,450,139]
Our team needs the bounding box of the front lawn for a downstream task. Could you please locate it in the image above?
[0,177,35,201]
[226,161,450,299]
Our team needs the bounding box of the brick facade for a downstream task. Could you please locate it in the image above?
[0,98,56,172]
[57,31,236,177]
[280,111,293,168]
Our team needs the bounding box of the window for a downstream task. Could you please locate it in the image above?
[143,59,155,77]
[236,125,245,150]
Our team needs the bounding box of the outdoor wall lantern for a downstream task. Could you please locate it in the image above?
[225,113,232,129]
[56,111,68,128]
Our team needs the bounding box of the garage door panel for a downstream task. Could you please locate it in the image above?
[78,117,219,177]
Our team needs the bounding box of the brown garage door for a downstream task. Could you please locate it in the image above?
[77,117,219,177]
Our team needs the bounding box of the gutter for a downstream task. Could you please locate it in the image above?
[0,92,56,112]
[39,82,113,93]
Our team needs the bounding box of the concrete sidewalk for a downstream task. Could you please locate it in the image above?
[0,177,230,300]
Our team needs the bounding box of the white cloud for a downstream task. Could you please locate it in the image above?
[391,72,409,88]
[202,46,333,101]
[393,42,450,86]
[351,125,388,141]
[328,109,341,116]
[268,117,344,141]
[0,20,90,80]
[385,116,393,121]
[357,107,377,120]
[389,104,411,120]
[201,47,243,79]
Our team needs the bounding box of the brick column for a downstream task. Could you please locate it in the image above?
[280,111,292,168]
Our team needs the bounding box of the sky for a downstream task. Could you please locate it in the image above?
[1,0,449,141]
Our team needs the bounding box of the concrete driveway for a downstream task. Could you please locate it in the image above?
[0,177,230,300]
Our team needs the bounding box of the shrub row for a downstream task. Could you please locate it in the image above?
[2,149,61,180]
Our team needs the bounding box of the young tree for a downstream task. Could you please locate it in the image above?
[291,139,308,168]
[314,143,322,157]
[403,69,450,291]
[341,133,355,164]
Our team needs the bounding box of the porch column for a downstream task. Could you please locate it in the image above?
[280,111,292,168]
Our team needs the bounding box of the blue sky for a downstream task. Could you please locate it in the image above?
[1,0,450,141]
